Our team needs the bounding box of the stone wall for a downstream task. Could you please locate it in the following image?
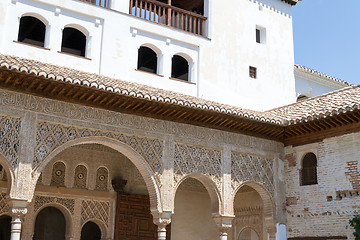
[285,132,360,239]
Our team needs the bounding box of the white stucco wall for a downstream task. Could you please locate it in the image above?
[0,0,296,111]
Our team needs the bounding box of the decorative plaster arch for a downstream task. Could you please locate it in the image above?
[173,52,193,64]
[237,226,260,240]
[139,43,162,56]
[0,153,14,195]
[63,24,89,36]
[33,204,73,239]
[174,173,222,214]
[20,12,49,25]
[80,219,108,239]
[232,181,274,219]
[32,137,162,213]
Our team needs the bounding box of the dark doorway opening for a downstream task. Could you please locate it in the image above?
[18,16,46,47]
[81,221,101,240]
[61,27,86,57]
[33,207,66,240]
[0,215,11,240]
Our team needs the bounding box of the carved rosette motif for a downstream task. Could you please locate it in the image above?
[0,192,9,214]
[74,165,87,189]
[0,116,21,168]
[81,200,110,227]
[233,206,263,239]
[50,162,66,187]
[34,121,164,175]
[231,151,274,195]
[34,196,75,215]
[95,167,108,191]
[174,143,222,190]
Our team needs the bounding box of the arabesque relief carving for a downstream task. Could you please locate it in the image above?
[34,196,75,215]
[231,151,274,195]
[81,200,110,227]
[0,115,21,168]
[174,143,222,189]
[0,192,9,214]
[34,121,164,175]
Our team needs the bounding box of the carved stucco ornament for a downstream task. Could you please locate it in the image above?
[34,121,164,176]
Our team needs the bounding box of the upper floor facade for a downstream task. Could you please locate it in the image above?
[0,0,297,111]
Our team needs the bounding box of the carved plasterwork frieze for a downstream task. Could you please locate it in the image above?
[81,200,110,227]
[0,115,21,168]
[34,196,75,215]
[231,152,274,195]
[233,206,263,239]
[0,192,9,214]
[174,143,222,190]
[34,121,164,175]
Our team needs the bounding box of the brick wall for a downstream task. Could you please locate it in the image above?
[285,132,360,239]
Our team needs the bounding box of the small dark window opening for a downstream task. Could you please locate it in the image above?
[18,16,46,47]
[301,153,318,186]
[256,29,261,43]
[171,55,189,81]
[137,46,158,74]
[297,94,309,102]
[249,66,257,79]
[61,27,86,57]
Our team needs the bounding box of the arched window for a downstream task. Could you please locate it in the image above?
[33,207,66,240]
[0,215,11,240]
[171,55,189,81]
[301,153,318,186]
[18,16,46,47]
[61,27,86,57]
[137,46,157,74]
[81,221,101,240]
[51,162,66,187]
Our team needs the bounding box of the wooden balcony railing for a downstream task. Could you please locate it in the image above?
[81,0,110,8]
[129,0,207,36]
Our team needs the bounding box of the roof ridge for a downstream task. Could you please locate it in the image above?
[294,64,353,86]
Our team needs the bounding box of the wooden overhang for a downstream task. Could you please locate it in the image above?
[281,0,299,6]
[1,65,359,147]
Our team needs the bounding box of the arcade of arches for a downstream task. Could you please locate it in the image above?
[0,95,283,240]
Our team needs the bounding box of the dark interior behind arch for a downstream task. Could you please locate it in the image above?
[18,16,46,47]
[61,27,86,57]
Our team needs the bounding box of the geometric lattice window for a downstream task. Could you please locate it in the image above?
[18,16,46,47]
[74,165,87,189]
[95,167,108,191]
[300,152,318,186]
[50,162,66,187]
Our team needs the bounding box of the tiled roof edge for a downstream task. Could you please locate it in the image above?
[294,64,353,87]
[0,54,284,125]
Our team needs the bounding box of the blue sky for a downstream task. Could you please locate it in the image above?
[292,0,360,85]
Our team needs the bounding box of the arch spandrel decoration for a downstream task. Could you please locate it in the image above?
[231,151,274,195]
[34,196,75,215]
[0,192,9,215]
[81,200,110,228]
[0,116,21,169]
[174,143,222,190]
[33,121,164,175]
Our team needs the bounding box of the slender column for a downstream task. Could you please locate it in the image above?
[265,217,277,240]
[9,199,28,240]
[153,212,172,240]
[213,215,234,240]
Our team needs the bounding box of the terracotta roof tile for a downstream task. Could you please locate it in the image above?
[0,53,281,124]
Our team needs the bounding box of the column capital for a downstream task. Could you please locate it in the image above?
[213,214,234,239]
[8,199,28,217]
[152,211,172,228]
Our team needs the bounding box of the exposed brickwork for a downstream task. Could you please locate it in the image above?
[345,161,360,190]
[285,132,360,239]
[285,153,296,167]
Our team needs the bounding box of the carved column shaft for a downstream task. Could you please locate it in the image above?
[9,200,28,240]
[214,215,234,240]
[152,212,172,240]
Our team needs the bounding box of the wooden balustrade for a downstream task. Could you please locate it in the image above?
[130,0,207,36]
